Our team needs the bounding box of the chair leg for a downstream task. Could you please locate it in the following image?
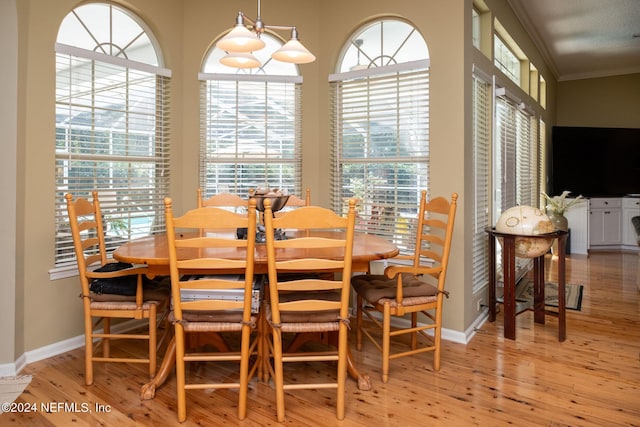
[258,311,269,383]
[356,294,363,351]
[174,324,187,422]
[411,313,418,350]
[271,328,286,422]
[238,324,251,420]
[149,304,157,378]
[382,303,391,384]
[85,317,94,386]
[433,322,442,371]
[103,317,111,358]
[336,324,348,420]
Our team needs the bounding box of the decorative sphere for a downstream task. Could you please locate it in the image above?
[495,206,555,258]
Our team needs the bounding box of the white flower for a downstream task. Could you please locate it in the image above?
[542,191,584,215]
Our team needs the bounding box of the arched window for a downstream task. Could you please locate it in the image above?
[199,32,302,199]
[329,19,429,252]
[54,3,171,273]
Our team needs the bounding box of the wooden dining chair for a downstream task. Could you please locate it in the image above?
[65,192,170,386]
[274,188,311,218]
[284,187,311,207]
[263,198,357,422]
[351,191,458,383]
[197,187,246,210]
[164,197,259,422]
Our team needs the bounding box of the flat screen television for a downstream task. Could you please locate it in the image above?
[550,126,640,198]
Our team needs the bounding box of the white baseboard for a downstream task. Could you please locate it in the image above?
[1,311,490,377]
[366,310,488,345]
[0,319,145,377]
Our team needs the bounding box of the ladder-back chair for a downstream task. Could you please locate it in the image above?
[164,197,259,422]
[263,198,357,421]
[65,192,169,385]
[197,188,246,211]
[351,191,458,383]
[283,187,311,207]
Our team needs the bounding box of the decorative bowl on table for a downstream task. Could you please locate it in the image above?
[495,205,555,258]
[250,194,290,213]
[247,189,290,242]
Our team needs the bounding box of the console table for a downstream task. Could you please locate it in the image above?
[486,228,569,341]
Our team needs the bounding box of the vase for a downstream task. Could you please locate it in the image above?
[548,211,568,232]
[547,211,568,255]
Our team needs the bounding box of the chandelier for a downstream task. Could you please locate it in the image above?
[216,0,316,69]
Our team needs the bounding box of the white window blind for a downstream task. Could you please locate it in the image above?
[472,74,491,293]
[538,119,546,206]
[199,77,302,198]
[515,107,534,207]
[495,95,519,213]
[330,67,429,254]
[494,88,538,278]
[54,50,171,267]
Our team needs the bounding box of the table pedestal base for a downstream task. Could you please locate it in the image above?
[140,328,371,400]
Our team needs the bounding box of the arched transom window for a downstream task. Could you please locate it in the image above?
[198,32,302,199]
[330,19,430,253]
[53,3,171,274]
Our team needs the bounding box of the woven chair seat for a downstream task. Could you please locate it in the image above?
[263,303,341,333]
[351,273,438,306]
[168,311,257,332]
[89,299,163,311]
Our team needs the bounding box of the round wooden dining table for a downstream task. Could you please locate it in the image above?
[113,230,399,398]
[114,230,399,275]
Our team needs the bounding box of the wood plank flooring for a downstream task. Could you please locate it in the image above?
[3,251,639,426]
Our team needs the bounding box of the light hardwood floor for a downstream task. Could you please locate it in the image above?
[3,251,639,426]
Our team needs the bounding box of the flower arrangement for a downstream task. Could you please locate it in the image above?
[542,191,584,215]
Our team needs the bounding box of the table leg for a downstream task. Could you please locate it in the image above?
[502,235,516,340]
[557,235,567,342]
[348,346,371,391]
[533,256,545,324]
[488,233,497,322]
[141,336,176,400]
[139,331,236,399]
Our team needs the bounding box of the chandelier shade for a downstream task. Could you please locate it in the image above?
[215,0,315,68]
[217,16,266,53]
[272,29,316,64]
[220,52,261,68]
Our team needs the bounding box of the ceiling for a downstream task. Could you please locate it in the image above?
[508,0,640,81]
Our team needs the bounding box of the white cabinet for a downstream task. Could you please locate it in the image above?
[622,197,640,247]
[564,199,589,254]
[589,198,622,246]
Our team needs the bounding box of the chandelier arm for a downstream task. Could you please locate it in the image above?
[239,15,295,33]
[263,24,296,31]
[241,14,257,27]
[216,0,315,67]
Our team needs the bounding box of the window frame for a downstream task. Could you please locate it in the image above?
[52,3,171,279]
[198,33,303,200]
[471,71,491,294]
[330,18,430,255]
